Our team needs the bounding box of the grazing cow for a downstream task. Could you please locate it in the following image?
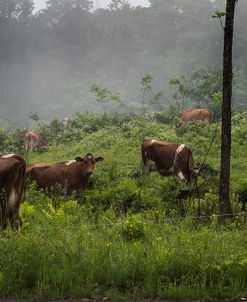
[141,137,199,182]
[26,153,104,199]
[24,131,48,152]
[0,154,26,230]
[60,117,69,129]
[180,108,213,124]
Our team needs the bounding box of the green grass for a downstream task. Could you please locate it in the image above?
[0,112,247,299]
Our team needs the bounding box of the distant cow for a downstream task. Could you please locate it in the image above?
[26,153,104,199]
[60,117,69,129]
[24,131,48,152]
[180,108,213,124]
[0,154,26,230]
[141,137,199,182]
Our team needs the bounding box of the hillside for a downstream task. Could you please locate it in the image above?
[0,112,247,299]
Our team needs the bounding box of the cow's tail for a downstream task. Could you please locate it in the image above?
[211,110,214,123]
[141,142,151,175]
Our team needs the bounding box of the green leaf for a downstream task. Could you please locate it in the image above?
[212,10,226,19]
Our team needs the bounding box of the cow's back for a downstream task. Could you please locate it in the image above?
[27,163,67,189]
[181,108,213,123]
[0,159,19,191]
[142,138,179,172]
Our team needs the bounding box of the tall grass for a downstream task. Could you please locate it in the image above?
[0,194,246,299]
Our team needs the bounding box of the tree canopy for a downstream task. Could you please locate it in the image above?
[0,0,246,126]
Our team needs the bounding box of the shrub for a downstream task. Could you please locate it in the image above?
[153,104,180,124]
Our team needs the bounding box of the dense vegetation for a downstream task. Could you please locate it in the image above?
[0,111,247,299]
[1,0,247,126]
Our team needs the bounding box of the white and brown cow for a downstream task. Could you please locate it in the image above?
[60,117,69,129]
[24,131,48,152]
[0,154,26,230]
[26,153,104,199]
[141,137,199,182]
[181,108,213,124]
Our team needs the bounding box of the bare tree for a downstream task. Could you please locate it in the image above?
[219,0,238,222]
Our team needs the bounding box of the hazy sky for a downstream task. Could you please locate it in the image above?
[33,0,150,11]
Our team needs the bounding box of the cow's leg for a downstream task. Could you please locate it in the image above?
[176,162,188,181]
[62,179,69,200]
[7,187,21,231]
[76,188,85,205]
[0,204,8,230]
[177,171,186,181]
[143,159,157,175]
[141,161,146,176]
[9,203,21,231]
[0,191,8,229]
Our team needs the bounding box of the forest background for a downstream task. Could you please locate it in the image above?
[1,0,247,128]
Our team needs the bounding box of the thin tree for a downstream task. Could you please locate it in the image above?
[219,0,238,221]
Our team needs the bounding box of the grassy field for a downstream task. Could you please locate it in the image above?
[0,112,247,299]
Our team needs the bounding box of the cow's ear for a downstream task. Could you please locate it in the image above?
[95,156,104,162]
[75,157,83,162]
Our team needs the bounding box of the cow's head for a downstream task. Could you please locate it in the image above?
[142,159,157,175]
[75,153,104,177]
[188,164,200,182]
[194,163,219,178]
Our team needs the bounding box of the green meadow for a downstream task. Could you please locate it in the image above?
[0,112,247,299]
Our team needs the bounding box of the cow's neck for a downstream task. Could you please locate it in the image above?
[67,162,89,183]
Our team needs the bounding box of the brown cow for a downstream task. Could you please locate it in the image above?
[0,154,26,230]
[24,131,48,152]
[181,108,213,124]
[141,137,199,182]
[26,153,104,199]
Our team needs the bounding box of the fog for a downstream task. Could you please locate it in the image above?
[0,0,246,127]
[33,0,150,11]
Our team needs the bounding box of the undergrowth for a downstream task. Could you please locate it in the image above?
[0,111,247,299]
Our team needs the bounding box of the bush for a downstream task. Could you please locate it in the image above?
[0,128,26,155]
[153,104,180,124]
[232,111,247,145]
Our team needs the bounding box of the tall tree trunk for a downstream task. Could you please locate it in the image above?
[219,0,237,222]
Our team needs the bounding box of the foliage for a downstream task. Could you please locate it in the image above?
[212,10,227,19]
[90,85,138,119]
[0,128,26,155]
[232,111,247,145]
[1,1,247,127]
[120,214,145,241]
[140,75,164,113]
[108,0,130,11]
[153,104,180,124]
[169,67,223,108]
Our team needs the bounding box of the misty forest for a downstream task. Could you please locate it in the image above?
[0,0,246,126]
[0,0,247,300]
